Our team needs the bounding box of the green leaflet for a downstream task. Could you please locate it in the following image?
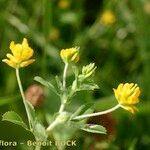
[77,83,99,91]
[2,111,28,130]
[80,124,107,134]
[55,75,63,91]
[34,76,59,96]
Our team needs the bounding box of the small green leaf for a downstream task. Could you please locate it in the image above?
[34,76,59,95]
[72,65,79,77]
[71,103,94,120]
[77,83,99,91]
[2,111,28,130]
[80,124,107,134]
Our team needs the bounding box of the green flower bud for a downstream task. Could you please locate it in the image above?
[79,63,97,81]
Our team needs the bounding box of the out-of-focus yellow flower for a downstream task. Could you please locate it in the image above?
[100,10,116,26]
[113,83,141,113]
[2,38,35,69]
[60,47,79,63]
[144,1,150,15]
[58,0,70,9]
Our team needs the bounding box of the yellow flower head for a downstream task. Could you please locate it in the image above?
[2,38,35,69]
[113,83,141,113]
[100,10,116,26]
[60,47,79,63]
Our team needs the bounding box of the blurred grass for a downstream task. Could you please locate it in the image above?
[0,0,150,149]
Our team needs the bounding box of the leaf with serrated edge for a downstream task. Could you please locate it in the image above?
[2,111,28,130]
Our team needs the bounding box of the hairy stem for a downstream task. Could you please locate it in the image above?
[46,119,59,133]
[16,68,32,129]
[59,103,65,113]
[63,63,68,88]
[73,104,120,120]
[59,63,68,113]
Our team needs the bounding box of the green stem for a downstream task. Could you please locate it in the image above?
[59,102,65,113]
[59,63,68,113]
[47,63,69,133]
[46,119,59,133]
[63,63,68,89]
[16,68,32,129]
[73,104,120,120]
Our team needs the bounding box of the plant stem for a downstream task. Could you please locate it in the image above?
[46,119,59,132]
[63,63,68,89]
[59,103,65,113]
[73,104,120,120]
[59,63,68,113]
[16,68,32,129]
[47,63,69,132]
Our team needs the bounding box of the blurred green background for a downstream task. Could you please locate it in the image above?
[0,0,150,149]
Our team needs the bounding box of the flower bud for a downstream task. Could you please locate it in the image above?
[79,63,96,81]
[60,47,79,63]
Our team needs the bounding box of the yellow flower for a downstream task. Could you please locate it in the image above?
[144,1,150,15]
[2,38,35,68]
[100,10,116,26]
[60,47,79,63]
[113,83,141,113]
[58,0,70,9]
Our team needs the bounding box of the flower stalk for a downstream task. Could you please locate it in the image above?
[16,68,32,129]
[59,63,68,113]
[63,63,68,89]
[73,104,120,120]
